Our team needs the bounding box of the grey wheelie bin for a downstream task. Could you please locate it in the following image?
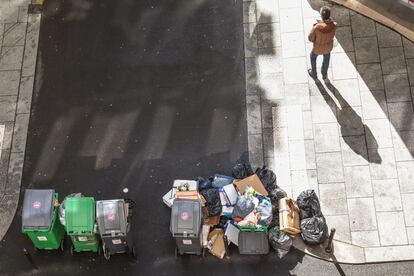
[96,199,136,260]
[170,198,204,256]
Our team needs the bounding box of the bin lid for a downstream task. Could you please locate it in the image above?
[22,189,55,231]
[65,197,95,234]
[96,199,126,235]
[170,199,201,236]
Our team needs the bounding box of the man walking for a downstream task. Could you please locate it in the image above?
[308,6,337,80]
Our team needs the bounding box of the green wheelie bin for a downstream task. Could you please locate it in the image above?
[65,196,100,255]
[22,189,65,251]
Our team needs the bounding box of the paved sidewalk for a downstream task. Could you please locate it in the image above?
[244,0,414,263]
[0,0,41,240]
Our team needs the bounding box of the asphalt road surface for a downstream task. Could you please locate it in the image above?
[0,0,414,275]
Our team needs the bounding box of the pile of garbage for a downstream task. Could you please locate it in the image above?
[163,160,328,259]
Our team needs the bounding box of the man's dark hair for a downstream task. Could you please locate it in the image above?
[320,6,331,20]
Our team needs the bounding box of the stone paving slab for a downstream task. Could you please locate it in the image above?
[0,1,40,242]
[244,0,414,263]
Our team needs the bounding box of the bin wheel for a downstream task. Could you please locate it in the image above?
[174,247,180,257]
[104,248,110,260]
[131,245,137,258]
[34,245,38,252]
[70,245,74,256]
[98,246,102,255]
[202,248,206,257]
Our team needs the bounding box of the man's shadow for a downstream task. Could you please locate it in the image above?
[314,80,382,164]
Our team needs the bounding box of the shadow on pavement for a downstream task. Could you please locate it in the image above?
[308,0,414,159]
[315,80,381,164]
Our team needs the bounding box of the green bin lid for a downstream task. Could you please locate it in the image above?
[65,197,95,234]
[239,225,268,233]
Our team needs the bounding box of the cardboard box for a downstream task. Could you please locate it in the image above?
[234,174,268,196]
[175,191,199,200]
[279,197,301,235]
[207,229,226,259]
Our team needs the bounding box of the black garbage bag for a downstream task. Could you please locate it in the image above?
[232,161,254,179]
[268,188,286,227]
[256,166,277,192]
[268,226,292,258]
[271,199,278,215]
[268,188,287,217]
[300,216,328,245]
[296,189,322,219]
[199,188,221,216]
[232,195,255,218]
[269,212,279,228]
[196,176,213,191]
[274,188,287,199]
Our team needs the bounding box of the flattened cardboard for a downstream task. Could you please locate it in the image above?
[208,229,226,259]
[175,191,199,200]
[225,222,240,246]
[162,189,175,208]
[234,174,268,196]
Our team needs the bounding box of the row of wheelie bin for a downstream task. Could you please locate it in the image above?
[21,189,135,260]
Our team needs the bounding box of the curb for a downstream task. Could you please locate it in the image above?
[0,11,41,242]
[329,0,414,42]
